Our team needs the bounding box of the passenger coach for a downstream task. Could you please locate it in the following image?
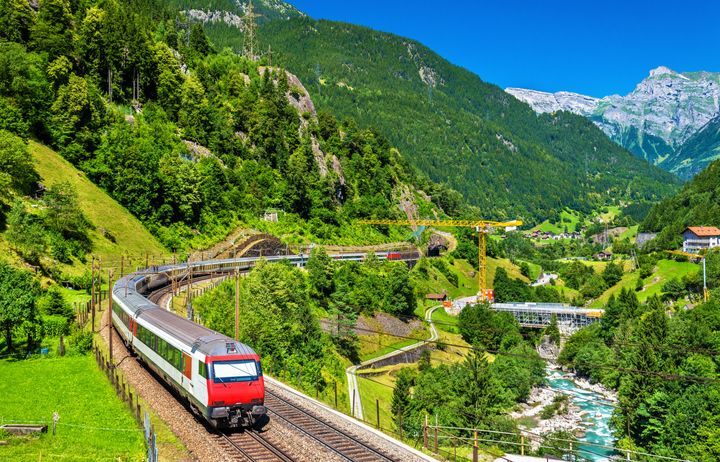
[111,273,266,428]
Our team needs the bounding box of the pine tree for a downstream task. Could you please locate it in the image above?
[545,313,561,345]
[391,368,414,430]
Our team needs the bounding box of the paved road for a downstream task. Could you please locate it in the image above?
[346,304,441,420]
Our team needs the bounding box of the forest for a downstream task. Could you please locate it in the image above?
[0,0,470,260]
[188,11,680,223]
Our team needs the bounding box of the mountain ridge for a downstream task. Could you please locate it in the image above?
[180,11,680,223]
[507,66,720,177]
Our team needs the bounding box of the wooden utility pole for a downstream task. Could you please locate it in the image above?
[108,269,114,367]
[235,270,240,341]
[186,265,193,321]
[423,414,428,448]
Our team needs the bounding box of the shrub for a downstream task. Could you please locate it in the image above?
[43,315,70,337]
[70,329,93,354]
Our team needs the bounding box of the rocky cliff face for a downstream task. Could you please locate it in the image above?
[507,66,720,168]
[505,87,599,115]
[183,0,304,29]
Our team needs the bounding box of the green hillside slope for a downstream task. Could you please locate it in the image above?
[663,114,720,180]
[194,16,679,223]
[642,159,720,249]
[29,141,166,265]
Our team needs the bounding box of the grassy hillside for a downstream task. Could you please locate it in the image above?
[590,259,698,307]
[642,158,720,250]
[27,141,166,273]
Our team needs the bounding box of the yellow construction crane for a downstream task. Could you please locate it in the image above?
[357,219,523,301]
[666,250,710,302]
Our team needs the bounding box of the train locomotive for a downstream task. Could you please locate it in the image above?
[112,271,266,428]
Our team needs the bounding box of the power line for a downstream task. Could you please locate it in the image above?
[351,335,619,409]
[324,319,720,384]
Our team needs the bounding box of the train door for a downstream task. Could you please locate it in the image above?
[194,358,208,407]
[182,353,192,380]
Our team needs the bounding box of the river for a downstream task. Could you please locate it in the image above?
[545,368,617,461]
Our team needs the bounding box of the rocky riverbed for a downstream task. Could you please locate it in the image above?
[511,365,618,461]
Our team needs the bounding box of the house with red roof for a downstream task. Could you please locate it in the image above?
[682,226,720,253]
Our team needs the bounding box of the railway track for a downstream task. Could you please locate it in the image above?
[217,430,296,462]
[145,271,407,462]
[146,273,220,305]
[264,390,397,462]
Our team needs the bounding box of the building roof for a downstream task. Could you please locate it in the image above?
[426,293,447,300]
[685,226,720,237]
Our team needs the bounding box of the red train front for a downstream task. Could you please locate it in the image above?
[204,349,266,428]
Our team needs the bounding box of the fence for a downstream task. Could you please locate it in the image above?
[93,342,157,461]
[73,289,109,330]
[421,423,693,462]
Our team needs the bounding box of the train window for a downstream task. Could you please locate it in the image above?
[198,361,207,379]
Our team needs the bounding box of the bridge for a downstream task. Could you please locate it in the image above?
[452,298,603,333]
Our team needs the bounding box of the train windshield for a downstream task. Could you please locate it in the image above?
[211,360,259,383]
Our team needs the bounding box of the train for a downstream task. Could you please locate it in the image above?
[111,250,419,428]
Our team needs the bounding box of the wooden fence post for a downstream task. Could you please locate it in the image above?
[423,414,428,449]
[376,399,380,429]
[473,431,478,462]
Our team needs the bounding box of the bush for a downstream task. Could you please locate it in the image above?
[639,264,653,279]
[38,285,73,319]
[43,315,70,337]
[70,329,93,354]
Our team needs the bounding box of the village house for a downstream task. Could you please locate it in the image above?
[682,226,720,253]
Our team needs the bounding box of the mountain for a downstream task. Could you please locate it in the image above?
[666,114,720,179]
[507,67,720,173]
[642,158,720,250]
[166,0,303,24]
[178,11,679,223]
[0,0,454,262]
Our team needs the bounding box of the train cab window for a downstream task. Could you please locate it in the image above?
[211,360,259,383]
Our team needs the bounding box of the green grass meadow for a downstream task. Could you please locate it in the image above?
[591,259,699,307]
[0,356,145,461]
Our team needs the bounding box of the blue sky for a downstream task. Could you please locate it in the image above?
[288,0,720,97]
